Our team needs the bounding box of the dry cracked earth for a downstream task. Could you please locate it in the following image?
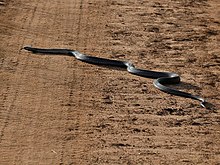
[0,0,220,164]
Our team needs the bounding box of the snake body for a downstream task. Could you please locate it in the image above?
[23,46,206,108]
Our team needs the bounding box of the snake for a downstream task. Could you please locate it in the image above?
[23,46,207,108]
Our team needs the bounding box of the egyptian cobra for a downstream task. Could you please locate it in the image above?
[23,46,207,108]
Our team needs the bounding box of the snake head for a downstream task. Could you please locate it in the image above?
[201,101,215,110]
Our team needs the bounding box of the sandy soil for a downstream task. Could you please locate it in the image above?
[0,0,220,164]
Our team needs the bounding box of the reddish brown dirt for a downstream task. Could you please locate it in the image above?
[0,0,220,164]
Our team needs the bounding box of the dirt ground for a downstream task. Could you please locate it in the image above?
[0,0,220,164]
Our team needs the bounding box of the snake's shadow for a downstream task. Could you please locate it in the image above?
[167,82,216,110]
[93,64,201,91]
[173,82,201,90]
[98,65,217,110]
